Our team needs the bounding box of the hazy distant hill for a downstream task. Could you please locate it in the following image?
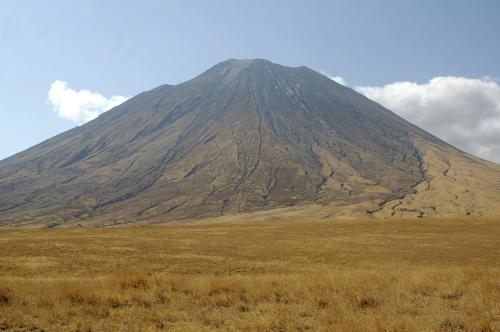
[1,59,499,226]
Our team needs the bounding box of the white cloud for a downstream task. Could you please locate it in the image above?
[48,80,128,124]
[319,70,347,86]
[355,76,500,163]
[328,75,347,86]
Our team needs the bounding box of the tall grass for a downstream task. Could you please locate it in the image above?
[0,218,499,331]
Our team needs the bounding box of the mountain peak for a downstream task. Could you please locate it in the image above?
[207,58,305,77]
[223,58,274,66]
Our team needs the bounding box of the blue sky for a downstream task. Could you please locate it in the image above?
[1,0,500,161]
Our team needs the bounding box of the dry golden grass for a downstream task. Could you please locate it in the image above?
[0,218,499,331]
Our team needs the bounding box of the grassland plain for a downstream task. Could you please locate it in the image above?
[0,217,499,331]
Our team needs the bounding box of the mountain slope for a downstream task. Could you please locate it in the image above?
[1,59,499,226]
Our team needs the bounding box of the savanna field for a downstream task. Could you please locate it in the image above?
[0,218,499,331]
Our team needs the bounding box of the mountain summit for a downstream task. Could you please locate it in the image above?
[1,59,500,226]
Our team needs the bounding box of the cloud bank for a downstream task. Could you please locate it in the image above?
[355,77,500,163]
[48,80,128,124]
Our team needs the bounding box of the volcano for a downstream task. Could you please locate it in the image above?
[1,59,500,226]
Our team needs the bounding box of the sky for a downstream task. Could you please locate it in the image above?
[1,0,500,162]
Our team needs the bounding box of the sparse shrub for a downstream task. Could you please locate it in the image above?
[65,288,98,306]
[358,296,378,309]
[238,304,249,312]
[441,290,464,300]
[0,287,11,305]
[211,293,232,308]
[155,291,168,304]
[117,274,149,290]
[318,299,329,308]
[105,293,125,309]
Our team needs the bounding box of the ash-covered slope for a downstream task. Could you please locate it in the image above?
[1,59,499,226]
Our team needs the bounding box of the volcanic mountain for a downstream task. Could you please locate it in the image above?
[1,59,500,227]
